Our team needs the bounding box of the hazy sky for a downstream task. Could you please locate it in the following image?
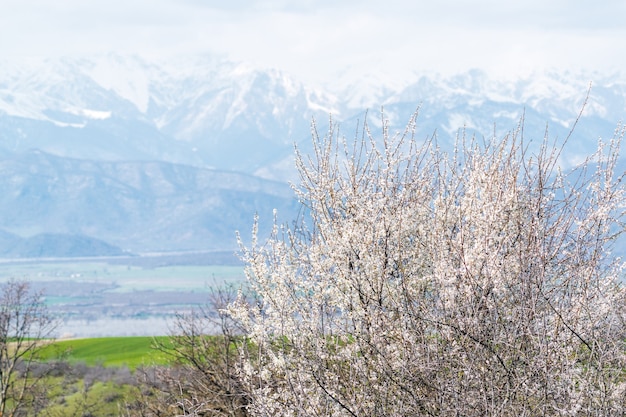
[1,0,624,86]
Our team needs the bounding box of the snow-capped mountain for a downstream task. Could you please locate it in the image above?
[0,55,339,173]
[371,69,624,169]
[1,55,623,174]
[0,54,623,254]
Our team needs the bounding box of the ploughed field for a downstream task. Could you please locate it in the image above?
[0,252,245,337]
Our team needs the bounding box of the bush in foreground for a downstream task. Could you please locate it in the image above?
[229,111,626,416]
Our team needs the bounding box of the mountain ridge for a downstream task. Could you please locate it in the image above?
[0,54,623,255]
[0,148,298,253]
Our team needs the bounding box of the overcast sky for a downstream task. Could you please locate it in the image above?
[1,1,624,86]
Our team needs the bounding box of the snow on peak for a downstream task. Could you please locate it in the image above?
[68,108,112,120]
[84,54,152,113]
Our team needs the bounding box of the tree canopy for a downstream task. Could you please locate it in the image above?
[230,111,626,416]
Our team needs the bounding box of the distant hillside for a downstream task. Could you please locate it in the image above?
[0,150,298,253]
[0,232,127,258]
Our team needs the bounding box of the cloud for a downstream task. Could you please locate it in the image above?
[0,0,624,86]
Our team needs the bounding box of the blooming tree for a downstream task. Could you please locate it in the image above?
[230,111,626,416]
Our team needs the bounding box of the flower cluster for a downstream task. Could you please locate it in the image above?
[230,112,626,416]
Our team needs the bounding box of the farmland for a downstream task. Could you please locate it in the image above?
[0,252,246,337]
[37,336,172,369]
[17,337,178,416]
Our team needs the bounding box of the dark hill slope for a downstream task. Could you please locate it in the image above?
[0,150,298,253]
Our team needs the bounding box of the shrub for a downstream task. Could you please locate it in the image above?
[230,110,626,416]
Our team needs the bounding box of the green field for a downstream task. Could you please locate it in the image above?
[38,336,172,369]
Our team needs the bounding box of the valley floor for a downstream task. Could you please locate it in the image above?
[0,252,245,337]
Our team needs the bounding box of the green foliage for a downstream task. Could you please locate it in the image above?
[36,378,137,417]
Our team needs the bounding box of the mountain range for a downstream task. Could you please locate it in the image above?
[0,55,624,256]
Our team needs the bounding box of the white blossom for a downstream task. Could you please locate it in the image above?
[231,111,626,416]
